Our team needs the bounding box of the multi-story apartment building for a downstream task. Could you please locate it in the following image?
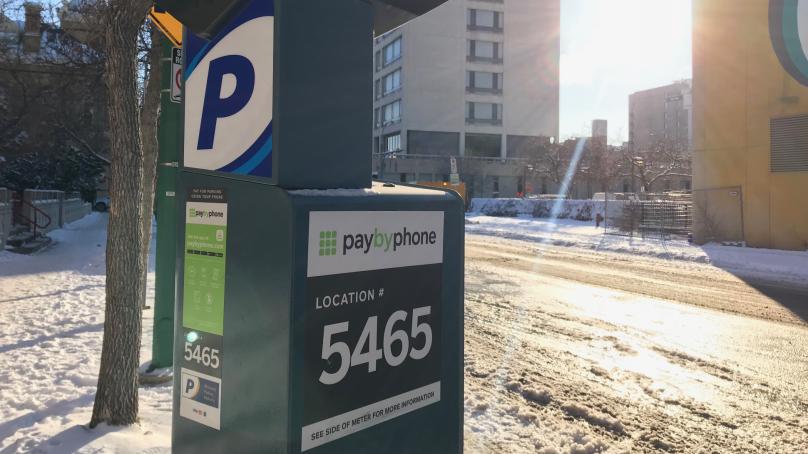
[371,0,560,198]
[628,80,693,154]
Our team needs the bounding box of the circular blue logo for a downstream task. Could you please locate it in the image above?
[770,0,808,86]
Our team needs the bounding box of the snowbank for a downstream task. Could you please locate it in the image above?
[469,198,624,222]
[465,214,808,286]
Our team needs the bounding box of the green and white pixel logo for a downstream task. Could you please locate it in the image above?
[319,231,337,256]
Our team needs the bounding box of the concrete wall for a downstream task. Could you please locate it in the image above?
[62,196,92,225]
[693,0,808,250]
[23,190,62,234]
[18,190,91,234]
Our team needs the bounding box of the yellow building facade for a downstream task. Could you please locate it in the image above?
[693,0,808,250]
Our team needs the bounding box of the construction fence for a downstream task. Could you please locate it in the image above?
[604,193,693,240]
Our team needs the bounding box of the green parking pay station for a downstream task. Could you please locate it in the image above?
[158,0,464,452]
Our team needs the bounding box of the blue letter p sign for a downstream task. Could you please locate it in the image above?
[183,2,274,178]
[198,55,256,150]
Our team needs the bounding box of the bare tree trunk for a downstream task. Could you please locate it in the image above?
[91,0,152,428]
[139,28,162,310]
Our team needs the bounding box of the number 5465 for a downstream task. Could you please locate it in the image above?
[319,306,433,385]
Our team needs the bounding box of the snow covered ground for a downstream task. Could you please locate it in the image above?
[466,214,808,287]
[0,214,171,453]
[2,212,806,453]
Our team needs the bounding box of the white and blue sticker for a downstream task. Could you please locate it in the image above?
[180,368,222,430]
[183,0,274,177]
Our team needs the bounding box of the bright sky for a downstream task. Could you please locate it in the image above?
[560,0,692,144]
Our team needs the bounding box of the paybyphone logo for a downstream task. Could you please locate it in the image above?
[770,0,808,86]
[308,212,444,277]
[320,227,440,257]
[188,207,225,220]
[319,231,337,256]
[183,0,275,177]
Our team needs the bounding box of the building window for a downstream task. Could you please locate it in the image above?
[467,39,502,62]
[374,108,381,128]
[384,133,401,152]
[383,37,402,67]
[467,9,503,32]
[382,99,401,125]
[465,133,501,158]
[382,69,401,96]
[467,71,502,93]
[466,102,502,124]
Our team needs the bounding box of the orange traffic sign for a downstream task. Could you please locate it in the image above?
[149,7,183,47]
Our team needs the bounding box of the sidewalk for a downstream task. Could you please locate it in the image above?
[0,213,171,453]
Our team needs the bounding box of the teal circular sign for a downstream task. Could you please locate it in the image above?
[770,0,808,86]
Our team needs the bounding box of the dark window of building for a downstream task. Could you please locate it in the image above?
[407,130,460,156]
[383,37,402,66]
[383,133,401,152]
[465,133,501,158]
[492,176,500,197]
[771,115,808,172]
[517,177,524,194]
[467,9,503,32]
[507,135,544,159]
[466,102,502,124]
[400,173,407,183]
[467,39,502,62]
[382,69,402,96]
[467,70,503,93]
[382,99,401,124]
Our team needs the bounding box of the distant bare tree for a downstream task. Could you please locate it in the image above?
[622,138,691,193]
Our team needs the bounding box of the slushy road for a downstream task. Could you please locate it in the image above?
[462,235,808,453]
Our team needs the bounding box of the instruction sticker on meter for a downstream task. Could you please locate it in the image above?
[181,187,228,430]
[302,211,444,451]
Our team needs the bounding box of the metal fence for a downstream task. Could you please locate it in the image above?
[605,193,693,240]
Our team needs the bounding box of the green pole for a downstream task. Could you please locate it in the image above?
[150,37,182,370]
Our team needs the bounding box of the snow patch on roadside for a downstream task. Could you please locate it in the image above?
[466,214,808,286]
